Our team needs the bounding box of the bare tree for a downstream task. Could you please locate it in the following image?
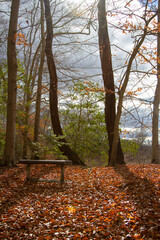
[97,0,158,166]
[33,0,46,159]
[109,2,157,166]
[44,0,85,165]
[20,0,93,160]
[152,0,160,164]
[22,0,41,159]
[3,0,20,167]
[98,0,124,165]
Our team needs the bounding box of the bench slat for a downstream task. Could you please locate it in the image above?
[19,159,72,165]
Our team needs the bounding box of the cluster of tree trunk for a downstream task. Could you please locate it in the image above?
[98,0,159,166]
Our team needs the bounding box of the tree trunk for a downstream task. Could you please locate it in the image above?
[43,0,85,165]
[98,0,124,165]
[152,0,160,164]
[22,95,29,159]
[22,41,41,158]
[3,0,20,167]
[109,6,155,166]
[33,0,46,159]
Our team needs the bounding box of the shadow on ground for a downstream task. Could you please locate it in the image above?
[114,164,160,239]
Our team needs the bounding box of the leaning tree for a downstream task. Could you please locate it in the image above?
[43,0,85,165]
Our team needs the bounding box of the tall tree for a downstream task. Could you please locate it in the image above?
[109,1,157,166]
[98,0,124,165]
[33,0,46,159]
[152,0,160,164]
[22,0,40,159]
[3,0,20,167]
[43,0,85,165]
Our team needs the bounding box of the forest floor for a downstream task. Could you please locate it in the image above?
[0,164,160,240]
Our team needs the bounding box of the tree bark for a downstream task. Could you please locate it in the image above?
[152,0,160,164]
[43,0,85,165]
[33,0,46,159]
[3,0,20,167]
[98,0,124,165]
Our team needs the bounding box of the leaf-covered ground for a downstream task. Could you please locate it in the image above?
[0,164,160,240]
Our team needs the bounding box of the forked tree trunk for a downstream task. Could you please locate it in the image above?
[109,3,155,166]
[3,0,20,167]
[152,0,160,164]
[43,0,85,165]
[98,0,124,165]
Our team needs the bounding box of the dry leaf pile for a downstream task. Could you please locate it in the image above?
[0,164,160,239]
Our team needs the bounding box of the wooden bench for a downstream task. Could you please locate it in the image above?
[19,159,72,184]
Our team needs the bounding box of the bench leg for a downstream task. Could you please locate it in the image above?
[26,164,31,180]
[60,164,64,184]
